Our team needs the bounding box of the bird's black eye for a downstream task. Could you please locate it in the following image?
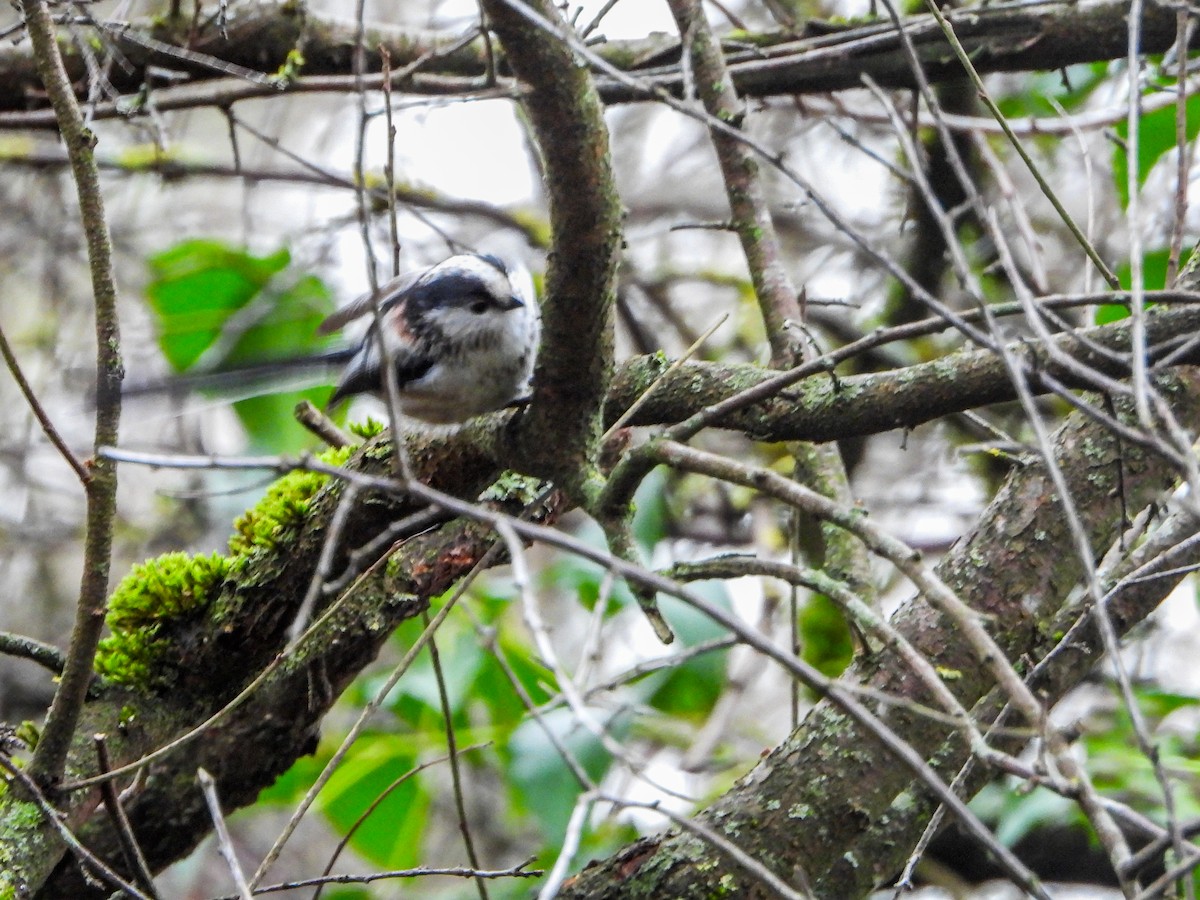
[469,294,490,314]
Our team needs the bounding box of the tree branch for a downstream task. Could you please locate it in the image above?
[480,0,622,503]
[561,367,1200,897]
[605,301,1200,443]
[19,429,558,896]
[0,1,1187,122]
[18,0,123,791]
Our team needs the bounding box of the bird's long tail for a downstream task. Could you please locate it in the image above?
[122,347,358,399]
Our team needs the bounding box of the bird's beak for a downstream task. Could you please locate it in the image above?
[500,294,524,311]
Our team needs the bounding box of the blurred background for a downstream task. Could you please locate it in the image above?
[1,0,1197,896]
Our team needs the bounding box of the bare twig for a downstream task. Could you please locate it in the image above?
[287,482,363,646]
[424,616,490,900]
[227,859,540,897]
[197,768,253,900]
[1167,8,1194,286]
[915,0,1120,289]
[0,322,89,484]
[311,744,492,900]
[667,0,801,365]
[93,735,159,899]
[0,631,67,674]
[294,400,352,449]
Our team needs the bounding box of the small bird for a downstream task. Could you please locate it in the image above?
[125,254,541,425]
[321,253,541,423]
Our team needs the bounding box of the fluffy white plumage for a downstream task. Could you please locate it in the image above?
[322,254,541,424]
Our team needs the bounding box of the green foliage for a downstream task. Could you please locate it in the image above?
[1113,90,1200,208]
[320,738,431,870]
[970,779,1079,847]
[144,240,339,452]
[797,593,854,678]
[995,63,1107,121]
[272,48,306,84]
[1096,246,1190,324]
[145,240,292,371]
[973,683,1200,849]
[644,592,730,719]
[507,707,621,841]
[262,734,432,871]
[631,467,670,551]
[94,551,229,687]
[1086,687,1200,820]
[347,417,386,441]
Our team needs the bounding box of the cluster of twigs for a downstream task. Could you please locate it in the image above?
[2,0,1200,898]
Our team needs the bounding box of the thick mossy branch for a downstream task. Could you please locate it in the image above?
[14,424,529,896]
[93,442,362,693]
[604,303,1200,442]
[93,552,230,690]
[481,0,622,502]
[226,444,358,557]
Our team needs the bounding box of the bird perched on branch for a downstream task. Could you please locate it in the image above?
[321,253,541,423]
[127,253,541,425]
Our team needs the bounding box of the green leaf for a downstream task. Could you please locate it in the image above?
[541,554,633,616]
[145,241,339,452]
[385,629,488,729]
[145,241,291,371]
[319,736,430,869]
[256,752,327,805]
[473,629,558,731]
[506,707,619,840]
[1113,92,1200,208]
[218,274,335,368]
[971,782,1078,847]
[1099,247,1190,324]
[645,592,731,718]
[1116,247,1185,292]
[995,64,1107,121]
[797,593,854,678]
[231,386,334,454]
[631,468,670,551]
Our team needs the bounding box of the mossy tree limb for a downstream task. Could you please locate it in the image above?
[0,426,552,897]
[558,369,1200,897]
[480,0,622,505]
[604,302,1200,442]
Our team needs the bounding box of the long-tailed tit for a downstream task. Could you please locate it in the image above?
[322,254,541,423]
[126,254,541,425]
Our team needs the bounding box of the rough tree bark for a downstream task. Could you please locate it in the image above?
[3,0,1199,897]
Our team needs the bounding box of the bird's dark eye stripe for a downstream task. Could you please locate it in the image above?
[410,274,499,311]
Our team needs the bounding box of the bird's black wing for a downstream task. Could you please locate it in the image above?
[318,269,426,335]
[326,324,435,406]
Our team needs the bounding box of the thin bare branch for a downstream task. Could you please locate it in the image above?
[20,0,124,791]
